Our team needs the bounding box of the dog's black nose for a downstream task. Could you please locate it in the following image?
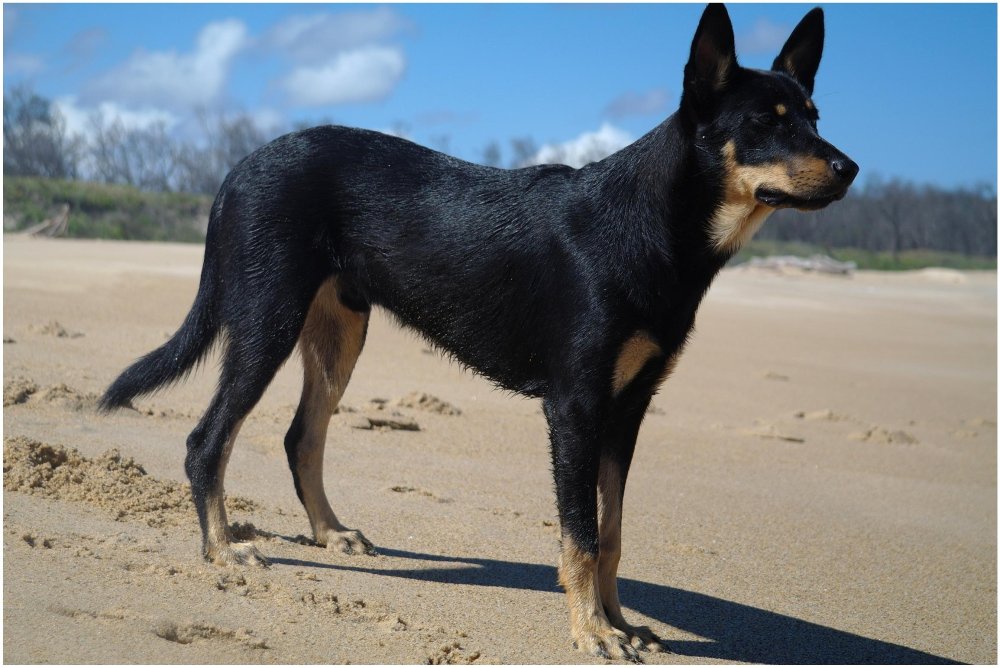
[831,157,859,184]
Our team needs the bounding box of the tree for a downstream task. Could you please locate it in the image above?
[508,136,538,168]
[3,84,81,179]
[89,116,176,191]
[481,141,502,168]
[757,174,997,258]
[174,110,270,195]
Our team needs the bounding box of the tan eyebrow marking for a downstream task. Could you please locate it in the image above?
[775,103,787,116]
[805,99,815,110]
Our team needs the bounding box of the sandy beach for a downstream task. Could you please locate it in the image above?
[3,235,995,664]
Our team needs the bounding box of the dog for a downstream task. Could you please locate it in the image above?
[100,3,856,661]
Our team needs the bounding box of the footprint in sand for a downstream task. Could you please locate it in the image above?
[389,485,451,502]
[29,320,84,339]
[848,426,918,445]
[152,621,269,650]
[742,421,805,443]
[793,408,846,422]
[425,640,481,665]
[334,398,422,431]
[336,413,421,432]
[20,533,56,549]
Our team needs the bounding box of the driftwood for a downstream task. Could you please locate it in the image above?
[743,254,856,275]
[22,203,69,238]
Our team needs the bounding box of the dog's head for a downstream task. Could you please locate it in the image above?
[681,4,858,216]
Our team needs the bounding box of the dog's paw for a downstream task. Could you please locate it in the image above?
[615,624,670,654]
[322,529,376,556]
[207,541,270,568]
[573,626,642,663]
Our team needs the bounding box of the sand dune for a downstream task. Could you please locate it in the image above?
[3,236,996,663]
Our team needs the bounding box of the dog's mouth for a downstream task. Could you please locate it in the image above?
[755,187,849,211]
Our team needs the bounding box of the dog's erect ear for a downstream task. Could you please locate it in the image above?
[772,7,824,94]
[682,3,738,122]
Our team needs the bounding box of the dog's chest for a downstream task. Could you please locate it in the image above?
[708,200,775,254]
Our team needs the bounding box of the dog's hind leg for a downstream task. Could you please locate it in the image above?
[284,277,374,555]
[185,291,313,567]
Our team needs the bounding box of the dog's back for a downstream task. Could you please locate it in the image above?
[211,124,693,397]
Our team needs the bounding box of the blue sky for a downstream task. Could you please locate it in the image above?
[4,3,997,189]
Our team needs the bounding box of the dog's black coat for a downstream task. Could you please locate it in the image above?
[102,4,856,658]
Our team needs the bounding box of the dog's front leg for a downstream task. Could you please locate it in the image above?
[597,408,670,654]
[545,394,641,663]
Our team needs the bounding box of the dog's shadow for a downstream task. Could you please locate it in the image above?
[271,546,961,664]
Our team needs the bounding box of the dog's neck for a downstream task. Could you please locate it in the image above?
[576,116,739,331]
[586,115,741,275]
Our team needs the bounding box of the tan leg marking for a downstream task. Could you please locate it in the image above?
[597,458,667,653]
[294,278,373,555]
[203,419,268,566]
[612,331,662,396]
[659,355,678,386]
[559,537,639,662]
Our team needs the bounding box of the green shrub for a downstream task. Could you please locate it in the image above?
[3,177,211,242]
[734,240,996,271]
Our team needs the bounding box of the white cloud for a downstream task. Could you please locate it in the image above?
[283,46,405,107]
[83,19,248,110]
[266,7,411,64]
[526,123,632,168]
[738,18,790,56]
[54,96,178,140]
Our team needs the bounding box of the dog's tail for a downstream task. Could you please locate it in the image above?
[99,214,223,413]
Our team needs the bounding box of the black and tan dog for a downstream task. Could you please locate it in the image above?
[101,3,856,661]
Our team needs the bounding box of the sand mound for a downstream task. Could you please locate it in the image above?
[392,392,462,416]
[4,376,39,406]
[3,436,255,526]
[38,384,100,411]
[3,379,100,411]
